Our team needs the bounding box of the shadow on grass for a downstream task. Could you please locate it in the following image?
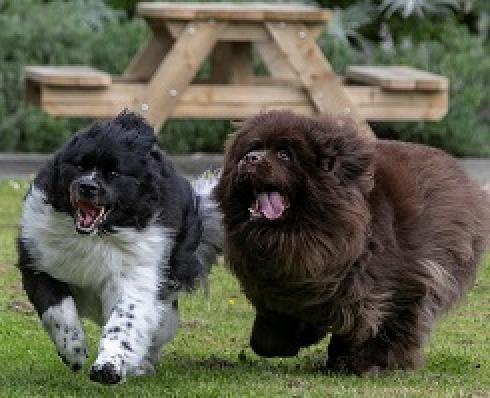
[427,352,482,374]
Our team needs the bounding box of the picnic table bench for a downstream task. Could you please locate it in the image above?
[24,2,449,138]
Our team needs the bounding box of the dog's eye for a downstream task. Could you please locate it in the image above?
[322,157,336,172]
[277,150,291,161]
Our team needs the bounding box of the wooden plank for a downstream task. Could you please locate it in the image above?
[25,66,111,87]
[181,85,309,104]
[137,3,331,23]
[39,83,446,107]
[41,84,308,107]
[347,66,416,90]
[266,22,374,137]
[255,40,298,80]
[36,83,448,121]
[173,104,316,119]
[123,28,173,81]
[179,86,448,120]
[165,21,269,42]
[139,20,227,129]
[346,65,449,91]
[389,66,449,91]
[251,76,302,87]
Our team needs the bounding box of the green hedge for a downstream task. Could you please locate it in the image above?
[0,0,488,156]
[0,0,146,152]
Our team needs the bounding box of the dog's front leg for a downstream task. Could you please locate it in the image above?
[89,271,161,385]
[20,267,88,371]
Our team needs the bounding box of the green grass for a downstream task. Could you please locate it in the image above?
[0,179,489,397]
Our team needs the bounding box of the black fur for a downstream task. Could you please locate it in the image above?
[25,112,204,291]
[18,111,221,384]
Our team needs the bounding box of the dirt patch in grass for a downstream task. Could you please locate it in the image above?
[196,355,237,370]
[181,319,207,329]
[7,300,34,315]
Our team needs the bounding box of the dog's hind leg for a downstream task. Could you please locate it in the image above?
[325,306,427,376]
[20,267,88,371]
[141,299,179,371]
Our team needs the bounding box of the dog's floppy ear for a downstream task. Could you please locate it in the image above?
[317,117,375,189]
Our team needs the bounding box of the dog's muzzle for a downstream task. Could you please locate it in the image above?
[69,175,110,234]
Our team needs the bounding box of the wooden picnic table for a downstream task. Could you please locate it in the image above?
[25,2,449,137]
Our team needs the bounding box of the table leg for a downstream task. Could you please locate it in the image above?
[256,25,322,81]
[266,22,374,138]
[209,42,255,84]
[229,42,255,84]
[124,28,173,81]
[209,42,232,84]
[255,40,297,80]
[139,21,227,130]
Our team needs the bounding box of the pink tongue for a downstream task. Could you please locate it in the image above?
[80,212,96,227]
[257,192,285,220]
[78,204,97,227]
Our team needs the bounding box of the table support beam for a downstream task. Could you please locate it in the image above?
[138,21,227,130]
[266,22,374,138]
[123,27,173,81]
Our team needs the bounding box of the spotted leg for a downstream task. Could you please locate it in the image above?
[20,268,88,371]
[89,270,163,385]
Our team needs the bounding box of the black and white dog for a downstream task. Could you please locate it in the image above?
[17,112,222,384]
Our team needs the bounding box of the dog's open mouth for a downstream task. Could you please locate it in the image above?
[249,191,289,221]
[72,200,109,234]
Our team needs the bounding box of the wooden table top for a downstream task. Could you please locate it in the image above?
[137,2,331,22]
[25,66,111,87]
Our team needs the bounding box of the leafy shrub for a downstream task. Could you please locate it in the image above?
[0,0,146,152]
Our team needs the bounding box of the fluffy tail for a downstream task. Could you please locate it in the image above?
[191,170,224,293]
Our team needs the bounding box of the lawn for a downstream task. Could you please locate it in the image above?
[0,179,488,397]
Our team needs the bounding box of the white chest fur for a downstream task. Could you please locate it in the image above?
[21,187,175,291]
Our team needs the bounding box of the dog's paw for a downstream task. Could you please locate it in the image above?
[90,358,124,385]
[42,303,88,372]
[58,347,88,372]
[53,326,88,372]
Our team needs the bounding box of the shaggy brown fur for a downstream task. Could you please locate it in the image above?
[214,110,490,375]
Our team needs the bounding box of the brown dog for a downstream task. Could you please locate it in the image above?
[214,110,489,375]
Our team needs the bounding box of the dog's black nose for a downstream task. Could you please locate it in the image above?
[79,180,99,198]
[244,150,266,164]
